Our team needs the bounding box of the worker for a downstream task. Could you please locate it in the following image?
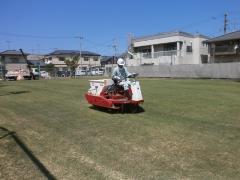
[112,58,132,99]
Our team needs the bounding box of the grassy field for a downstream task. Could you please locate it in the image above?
[0,78,240,179]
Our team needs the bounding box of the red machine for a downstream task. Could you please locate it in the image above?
[85,74,144,112]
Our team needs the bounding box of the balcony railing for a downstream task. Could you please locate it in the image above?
[142,53,152,59]
[211,45,236,55]
[154,50,177,58]
[137,50,178,59]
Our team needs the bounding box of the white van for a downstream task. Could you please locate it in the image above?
[75,69,86,76]
[91,68,104,75]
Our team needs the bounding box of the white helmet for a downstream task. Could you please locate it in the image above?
[117,58,125,66]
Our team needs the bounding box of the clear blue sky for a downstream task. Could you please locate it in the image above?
[0,0,239,55]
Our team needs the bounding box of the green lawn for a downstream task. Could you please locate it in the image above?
[0,78,240,179]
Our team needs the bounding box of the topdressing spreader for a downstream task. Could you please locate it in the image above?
[85,73,144,112]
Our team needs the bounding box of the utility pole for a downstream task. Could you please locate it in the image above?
[5,41,12,49]
[127,33,134,48]
[75,36,83,69]
[127,33,134,56]
[109,38,118,75]
[224,13,228,34]
[112,38,118,67]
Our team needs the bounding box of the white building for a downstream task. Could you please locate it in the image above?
[127,31,209,66]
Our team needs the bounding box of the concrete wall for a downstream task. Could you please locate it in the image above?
[126,63,240,79]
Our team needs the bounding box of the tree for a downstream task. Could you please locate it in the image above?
[64,55,79,77]
[45,63,55,76]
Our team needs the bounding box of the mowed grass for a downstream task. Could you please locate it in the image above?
[0,78,240,179]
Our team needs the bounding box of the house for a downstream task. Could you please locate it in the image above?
[27,54,46,68]
[101,53,130,76]
[127,31,209,66]
[0,50,29,72]
[45,50,101,71]
[100,56,117,66]
[205,31,240,63]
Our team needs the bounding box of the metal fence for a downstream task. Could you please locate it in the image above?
[0,67,105,81]
[0,65,6,80]
[35,67,105,79]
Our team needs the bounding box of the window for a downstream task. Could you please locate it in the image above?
[163,43,177,51]
[59,57,65,61]
[186,46,193,52]
[202,42,207,47]
[201,55,208,63]
[93,57,98,61]
[9,58,20,63]
[84,57,89,61]
[10,58,19,63]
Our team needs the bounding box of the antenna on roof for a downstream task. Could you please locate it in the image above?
[224,13,228,34]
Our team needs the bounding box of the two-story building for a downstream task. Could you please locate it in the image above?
[45,50,101,71]
[127,31,209,66]
[0,50,29,72]
[205,30,240,63]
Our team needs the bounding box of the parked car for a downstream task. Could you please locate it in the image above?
[91,68,104,75]
[75,69,86,76]
[57,71,71,77]
[97,68,104,75]
[40,71,50,79]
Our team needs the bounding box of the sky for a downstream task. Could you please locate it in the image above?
[0,0,240,55]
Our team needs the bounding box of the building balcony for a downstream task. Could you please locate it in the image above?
[127,50,180,66]
[211,45,236,55]
[134,50,178,60]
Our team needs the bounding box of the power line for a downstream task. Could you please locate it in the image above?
[0,32,74,39]
[5,41,12,49]
[171,13,224,32]
[1,12,237,55]
[84,38,116,48]
[0,31,119,51]
[112,38,118,57]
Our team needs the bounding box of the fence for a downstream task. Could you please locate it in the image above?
[1,67,105,80]
[0,65,6,80]
[33,67,105,79]
[3,63,240,80]
[30,62,240,79]
[127,63,240,79]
